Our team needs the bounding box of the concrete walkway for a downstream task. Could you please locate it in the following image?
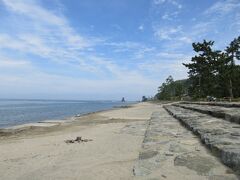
[134,105,238,180]
[173,103,240,124]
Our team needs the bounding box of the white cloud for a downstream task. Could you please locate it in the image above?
[233,13,240,32]
[0,0,162,99]
[156,52,191,59]
[0,57,31,68]
[138,59,188,82]
[204,0,240,16]
[190,22,213,38]
[0,0,118,75]
[2,0,92,48]
[154,0,166,4]
[154,25,182,40]
[0,55,158,100]
[0,33,53,58]
[161,11,179,20]
[154,0,182,9]
[138,25,144,31]
[104,41,155,59]
[178,36,192,44]
[0,0,193,99]
[169,0,182,9]
[135,47,155,59]
[1,1,97,54]
[106,41,142,50]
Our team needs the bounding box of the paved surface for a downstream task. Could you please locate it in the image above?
[164,104,240,175]
[174,103,240,124]
[133,105,238,180]
[180,101,240,108]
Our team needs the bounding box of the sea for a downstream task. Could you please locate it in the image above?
[0,99,133,128]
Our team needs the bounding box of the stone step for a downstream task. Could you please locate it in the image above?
[180,101,240,108]
[164,105,240,173]
[133,107,239,179]
[173,103,240,124]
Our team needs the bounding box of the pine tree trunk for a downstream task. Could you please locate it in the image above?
[229,52,234,102]
[229,79,233,101]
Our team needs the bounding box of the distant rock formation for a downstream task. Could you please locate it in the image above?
[142,96,147,102]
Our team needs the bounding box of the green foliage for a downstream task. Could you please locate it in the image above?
[155,76,189,100]
[183,36,240,99]
[155,36,240,101]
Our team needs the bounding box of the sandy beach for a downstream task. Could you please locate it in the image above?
[0,102,238,180]
[0,103,154,180]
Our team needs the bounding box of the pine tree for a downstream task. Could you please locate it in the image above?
[225,36,240,100]
[183,40,217,98]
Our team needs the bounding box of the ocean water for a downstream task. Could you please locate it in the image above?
[0,99,133,128]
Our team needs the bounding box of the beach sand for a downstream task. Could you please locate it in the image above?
[0,103,157,180]
[0,102,238,180]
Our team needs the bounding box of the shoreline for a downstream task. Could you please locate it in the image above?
[1,102,238,180]
[0,102,156,180]
[0,99,136,130]
[0,103,136,138]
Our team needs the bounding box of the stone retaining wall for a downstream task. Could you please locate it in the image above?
[180,101,240,108]
[164,105,240,173]
[174,103,240,124]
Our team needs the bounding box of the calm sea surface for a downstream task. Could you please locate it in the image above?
[0,99,133,128]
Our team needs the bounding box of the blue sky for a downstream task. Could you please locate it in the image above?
[0,0,239,100]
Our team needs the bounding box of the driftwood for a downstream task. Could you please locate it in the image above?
[65,136,93,144]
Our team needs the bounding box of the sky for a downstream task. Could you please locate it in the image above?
[0,0,240,100]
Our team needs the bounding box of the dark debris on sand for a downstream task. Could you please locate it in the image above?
[65,136,93,144]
